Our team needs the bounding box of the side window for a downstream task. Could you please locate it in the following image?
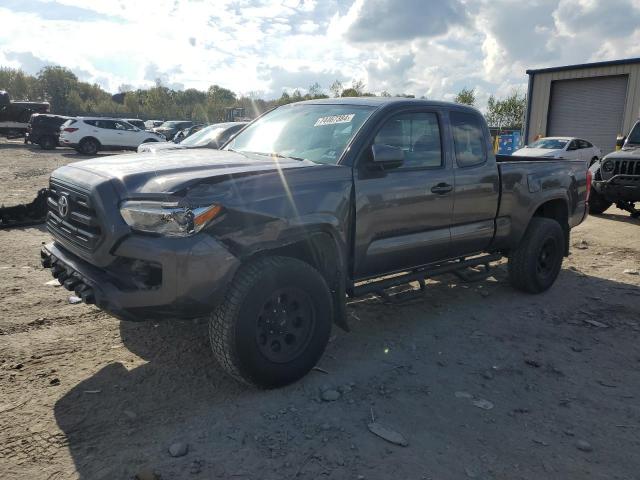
[96,120,115,129]
[578,140,590,149]
[450,111,487,167]
[84,119,97,127]
[567,140,578,150]
[373,112,442,169]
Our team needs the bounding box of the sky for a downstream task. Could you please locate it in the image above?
[1,0,640,107]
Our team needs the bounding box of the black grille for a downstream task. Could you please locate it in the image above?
[47,180,102,251]
[613,158,640,176]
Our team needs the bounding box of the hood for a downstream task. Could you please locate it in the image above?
[604,144,640,160]
[54,149,318,196]
[513,147,563,158]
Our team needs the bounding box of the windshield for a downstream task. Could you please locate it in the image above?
[181,125,225,147]
[627,122,640,144]
[226,104,375,164]
[160,121,181,128]
[529,138,568,149]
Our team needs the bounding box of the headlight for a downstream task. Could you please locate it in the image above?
[120,201,222,236]
[602,160,614,172]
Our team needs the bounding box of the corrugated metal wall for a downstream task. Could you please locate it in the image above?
[526,62,640,147]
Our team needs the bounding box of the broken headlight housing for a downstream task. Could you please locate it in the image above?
[120,201,222,237]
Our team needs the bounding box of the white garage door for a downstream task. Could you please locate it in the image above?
[547,75,628,155]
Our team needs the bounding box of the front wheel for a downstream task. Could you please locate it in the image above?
[508,217,565,294]
[209,256,333,388]
[588,189,612,215]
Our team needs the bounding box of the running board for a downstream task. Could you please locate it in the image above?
[351,253,502,300]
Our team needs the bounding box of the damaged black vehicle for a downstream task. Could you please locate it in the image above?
[41,98,589,387]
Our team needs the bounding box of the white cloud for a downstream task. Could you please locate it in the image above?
[1,0,640,108]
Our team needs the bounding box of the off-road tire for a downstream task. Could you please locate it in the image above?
[39,135,56,150]
[209,256,333,388]
[588,189,612,215]
[508,217,564,294]
[79,137,99,155]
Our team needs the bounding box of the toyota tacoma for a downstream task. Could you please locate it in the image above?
[41,98,590,387]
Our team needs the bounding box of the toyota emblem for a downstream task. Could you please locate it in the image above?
[58,195,70,218]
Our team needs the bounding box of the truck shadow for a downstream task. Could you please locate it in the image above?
[591,211,640,225]
[53,267,640,479]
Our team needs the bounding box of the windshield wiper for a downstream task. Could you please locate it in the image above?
[238,151,307,161]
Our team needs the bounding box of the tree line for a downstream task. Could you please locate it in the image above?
[454,87,526,130]
[0,65,526,128]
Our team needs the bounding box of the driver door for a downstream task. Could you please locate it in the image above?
[353,109,454,279]
[113,120,139,147]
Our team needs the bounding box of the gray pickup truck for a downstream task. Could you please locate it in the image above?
[41,98,590,387]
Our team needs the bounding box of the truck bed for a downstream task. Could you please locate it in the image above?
[492,156,589,251]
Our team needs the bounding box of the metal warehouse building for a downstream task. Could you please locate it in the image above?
[525,57,640,155]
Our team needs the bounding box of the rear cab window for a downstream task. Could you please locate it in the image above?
[373,111,443,169]
[450,110,487,167]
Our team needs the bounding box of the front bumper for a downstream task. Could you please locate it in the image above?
[41,233,241,321]
[594,176,640,202]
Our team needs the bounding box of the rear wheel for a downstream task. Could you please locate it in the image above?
[39,135,56,150]
[209,256,333,388]
[79,138,99,155]
[508,217,564,294]
[588,189,612,215]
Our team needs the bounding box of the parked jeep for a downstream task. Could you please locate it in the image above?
[42,98,590,388]
[589,119,640,217]
[26,114,72,149]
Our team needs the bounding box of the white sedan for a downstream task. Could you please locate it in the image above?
[514,137,601,163]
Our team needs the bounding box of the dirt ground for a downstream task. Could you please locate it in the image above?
[1,138,639,480]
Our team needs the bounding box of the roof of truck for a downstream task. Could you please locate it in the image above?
[296,97,477,110]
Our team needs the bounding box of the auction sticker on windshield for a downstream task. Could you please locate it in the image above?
[314,114,355,127]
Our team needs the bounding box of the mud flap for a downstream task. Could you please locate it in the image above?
[0,188,49,229]
[332,269,350,332]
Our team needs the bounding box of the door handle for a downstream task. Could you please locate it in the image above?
[431,183,453,194]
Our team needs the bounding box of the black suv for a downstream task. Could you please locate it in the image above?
[26,114,72,150]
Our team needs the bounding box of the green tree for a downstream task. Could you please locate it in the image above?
[351,79,365,95]
[340,88,359,97]
[37,66,78,113]
[485,91,526,129]
[454,87,475,106]
[307,82,323,98]
[207,84,236,105]
[330,80,343,98]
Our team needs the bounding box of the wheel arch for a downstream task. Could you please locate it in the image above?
[530,197,570,256]
[244,229,350,331]
[80,136,101,147]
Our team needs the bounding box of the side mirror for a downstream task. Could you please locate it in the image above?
[370,144,404,170]
[616,135,626,149]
